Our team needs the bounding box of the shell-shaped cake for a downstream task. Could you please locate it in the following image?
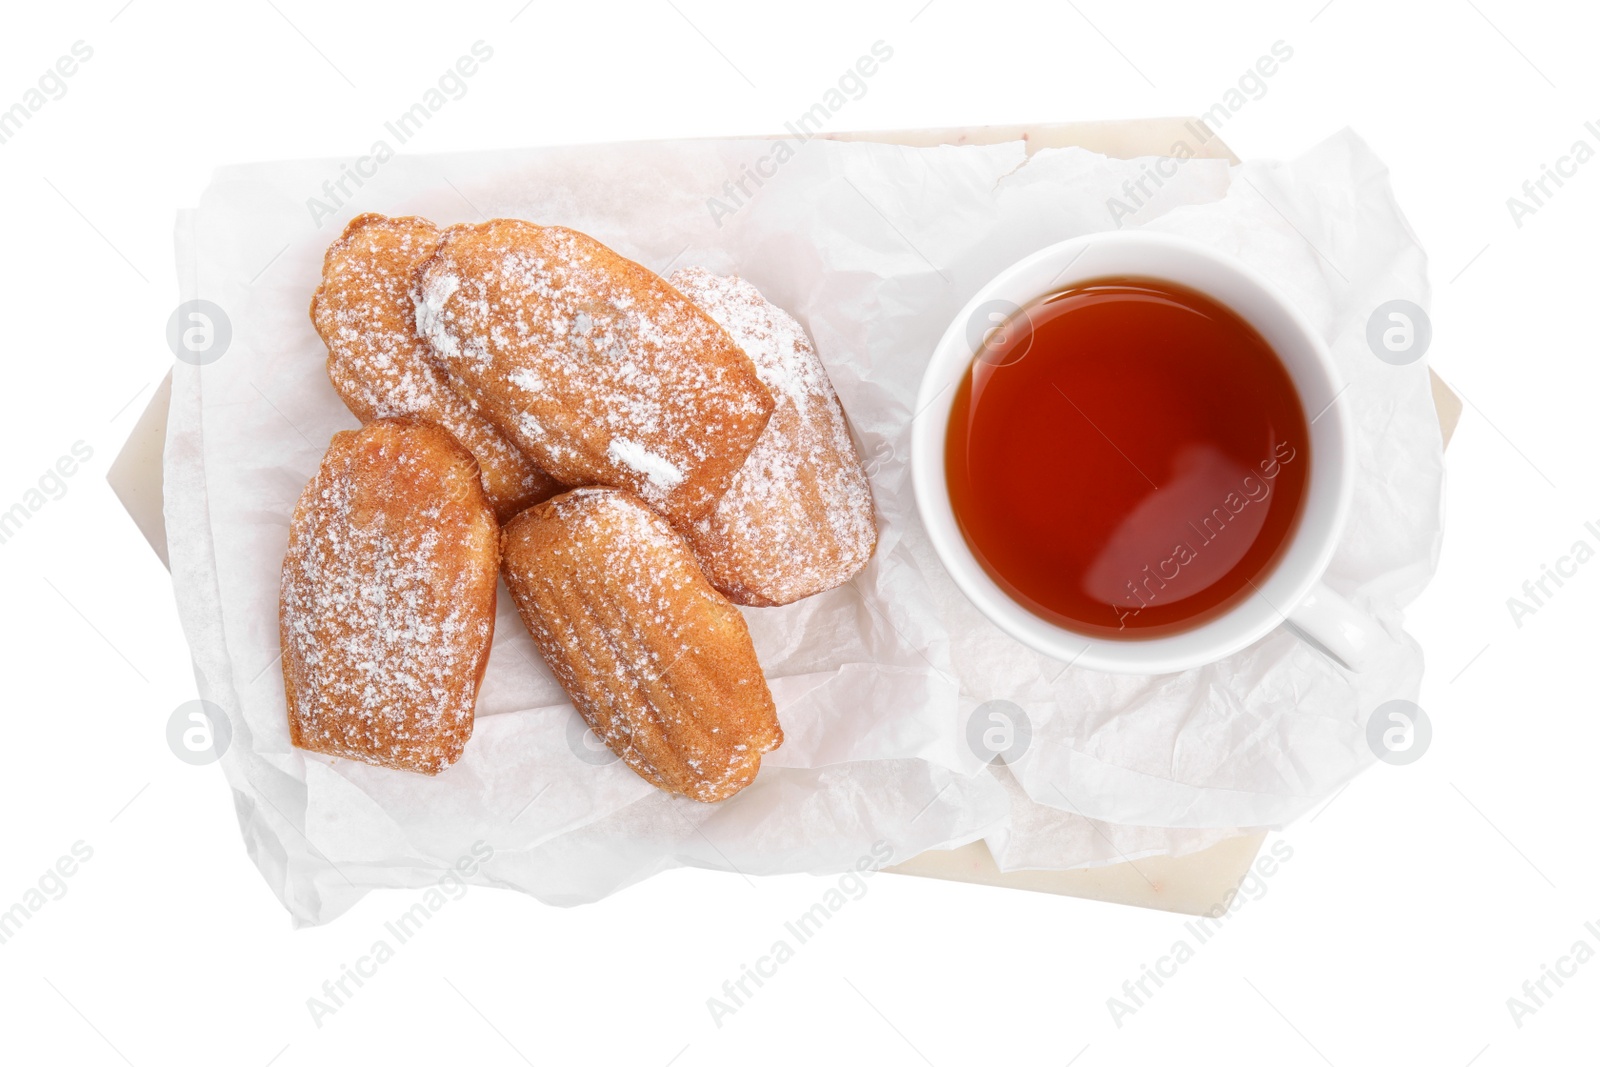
[500,488,782,802]
[669,268,877,606]
[310,212,558,521]
[280,418,499,775]
[415,219,774,525]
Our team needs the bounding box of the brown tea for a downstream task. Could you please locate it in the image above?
[944,277,1310,638]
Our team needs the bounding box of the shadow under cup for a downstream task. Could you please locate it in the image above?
[944,276,1312,640]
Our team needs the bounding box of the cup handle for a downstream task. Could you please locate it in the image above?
[1285,581,1385,671]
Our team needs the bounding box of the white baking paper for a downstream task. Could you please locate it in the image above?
[165,129,1442,924]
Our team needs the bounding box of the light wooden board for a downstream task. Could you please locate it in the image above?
[109,118,1458,916]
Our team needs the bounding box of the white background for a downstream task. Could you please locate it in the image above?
[1,1,1594,1063]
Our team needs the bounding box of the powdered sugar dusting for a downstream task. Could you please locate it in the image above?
[606,438,685,489]
[415,272,461,360]
[668,268,877,605]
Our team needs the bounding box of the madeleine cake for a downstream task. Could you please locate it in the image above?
[310,212,558,521]
[280,418,499,774]
[669,267,877,605]
[500,487,782,802]
[415,220,773,525]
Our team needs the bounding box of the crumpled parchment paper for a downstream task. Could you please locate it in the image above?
[165,128,1441,924]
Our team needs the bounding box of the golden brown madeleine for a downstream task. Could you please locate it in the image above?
[669,268,877,606]
[310,213,558,521]
[280,418,499,775]
[415,219,774,525]
[501,488,782,802]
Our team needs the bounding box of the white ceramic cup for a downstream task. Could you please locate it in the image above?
[911,230,1384,674]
